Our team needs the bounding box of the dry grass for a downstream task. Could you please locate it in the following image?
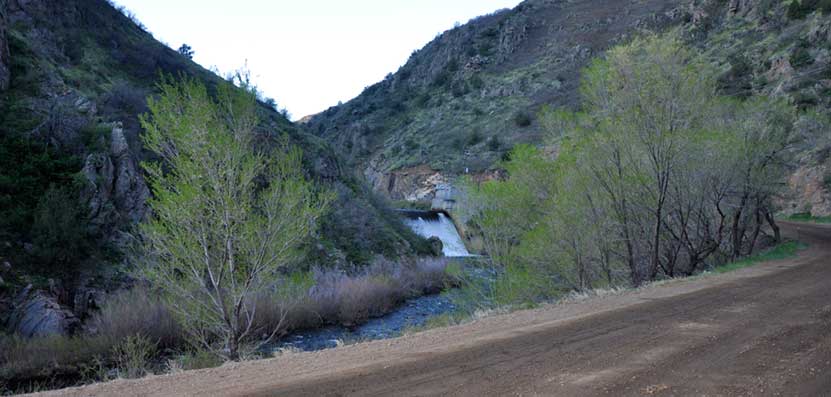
[274,257,452,331]
[0,257,453,392]
[91,287,183,349]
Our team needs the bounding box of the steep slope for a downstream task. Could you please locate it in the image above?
[306,0,690,200]
[307,0,831,215]
[0,0,429,322]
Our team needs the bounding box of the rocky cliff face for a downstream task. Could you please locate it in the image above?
[1,0,434,334]
[309,0,831,215]
[307,0,691,202]
[82,124,149,235]
[0,0,10,91]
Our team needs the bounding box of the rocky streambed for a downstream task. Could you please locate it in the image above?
[274,294,455,352]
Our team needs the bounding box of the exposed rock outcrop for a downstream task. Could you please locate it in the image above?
[82,124,149,232]
[427,236,444,257]
[787,165,831,217]
[8,286,80,337]
[365,164,448,202]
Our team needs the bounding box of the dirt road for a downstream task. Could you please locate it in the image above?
[44,222,831,396]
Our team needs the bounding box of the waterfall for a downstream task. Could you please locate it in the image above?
[404,212,471,257]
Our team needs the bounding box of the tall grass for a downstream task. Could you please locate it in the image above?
[91,287,182,349]
[714,240,806,273]
[786,212,831,224]
[258,257,454,333]
[0,257,455,392]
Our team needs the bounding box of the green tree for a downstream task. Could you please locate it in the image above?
[31,184,90,283]
[469,31,794,303]
[137,76,332,360]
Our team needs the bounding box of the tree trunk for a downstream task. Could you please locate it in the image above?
[228,334,240,361]
[747,208,763,256]
[765,209,781,243]
[731,203,745,260]
[650,205,663,281]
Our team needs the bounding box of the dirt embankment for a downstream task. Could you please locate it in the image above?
[39,222,831,397]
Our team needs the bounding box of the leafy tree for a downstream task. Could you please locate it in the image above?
[177,44,194,59]
[469,32,794,303]
[0,135,81,242]
[31,184,91,284]
[137,76,332,360]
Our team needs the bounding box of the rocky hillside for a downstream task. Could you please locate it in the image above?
[306,0,831,216]
[0,0,429,332]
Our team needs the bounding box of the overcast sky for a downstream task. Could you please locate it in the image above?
[112,0,522,119]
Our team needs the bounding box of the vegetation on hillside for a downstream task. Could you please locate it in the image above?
[460,32,795,306]
[137,76,333,359]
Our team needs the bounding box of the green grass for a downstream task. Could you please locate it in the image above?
[786,212,831,223]
[714,240,807,274]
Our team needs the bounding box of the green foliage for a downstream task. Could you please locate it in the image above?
[137,76,333,359]
[491,264,551,306]
[487,135,502,151]
[790,46,814,68]
[714,241,806,273]
[467,131,483,146]
[786,212,831,223]
[469,32,796,305]
[0,334,112,390]
[80,123,113,152]
[513,111,532,127]
[31,185,91,282]
[112,335,157,379]
[172,349,223,371]
[0,135,81,243]
[787,0,831,19]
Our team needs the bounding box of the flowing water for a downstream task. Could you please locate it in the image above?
[404,212,471,257]
[275,294,455,352]
[273,210,472,353]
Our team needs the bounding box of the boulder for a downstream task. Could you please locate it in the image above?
[427,236,444,257]
[8,286,80,337]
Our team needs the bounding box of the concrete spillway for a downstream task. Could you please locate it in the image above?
[401,210,471,257]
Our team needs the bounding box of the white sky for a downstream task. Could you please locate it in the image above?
[113,0,522,119]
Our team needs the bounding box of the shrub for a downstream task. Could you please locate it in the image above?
[0,134,80,243]
[112,335,156,379]
[790,47,814,68]
[169,350,223,372]
[514,111,533,127]
[469,75,484,90]
[433,71,451,87]
[788,0,831,19]
[0,334,111,386]
[91,287,182,349]
[467,131,483,146]
[31,184,91,284]
[487,136,502,151]
[274,258,451,330]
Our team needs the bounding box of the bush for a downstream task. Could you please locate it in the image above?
[467,131,483,146]
[790,47,814,68]
[169,350,223,372]
[0,334,111,388]
[487,136,502,151]
[91,287,182,349]
[275,258,452,330]
[514,111,533,127]
[788,0,831,19]
[112,335,156,379]
[0,134,81,243]
[31,184,91,283]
